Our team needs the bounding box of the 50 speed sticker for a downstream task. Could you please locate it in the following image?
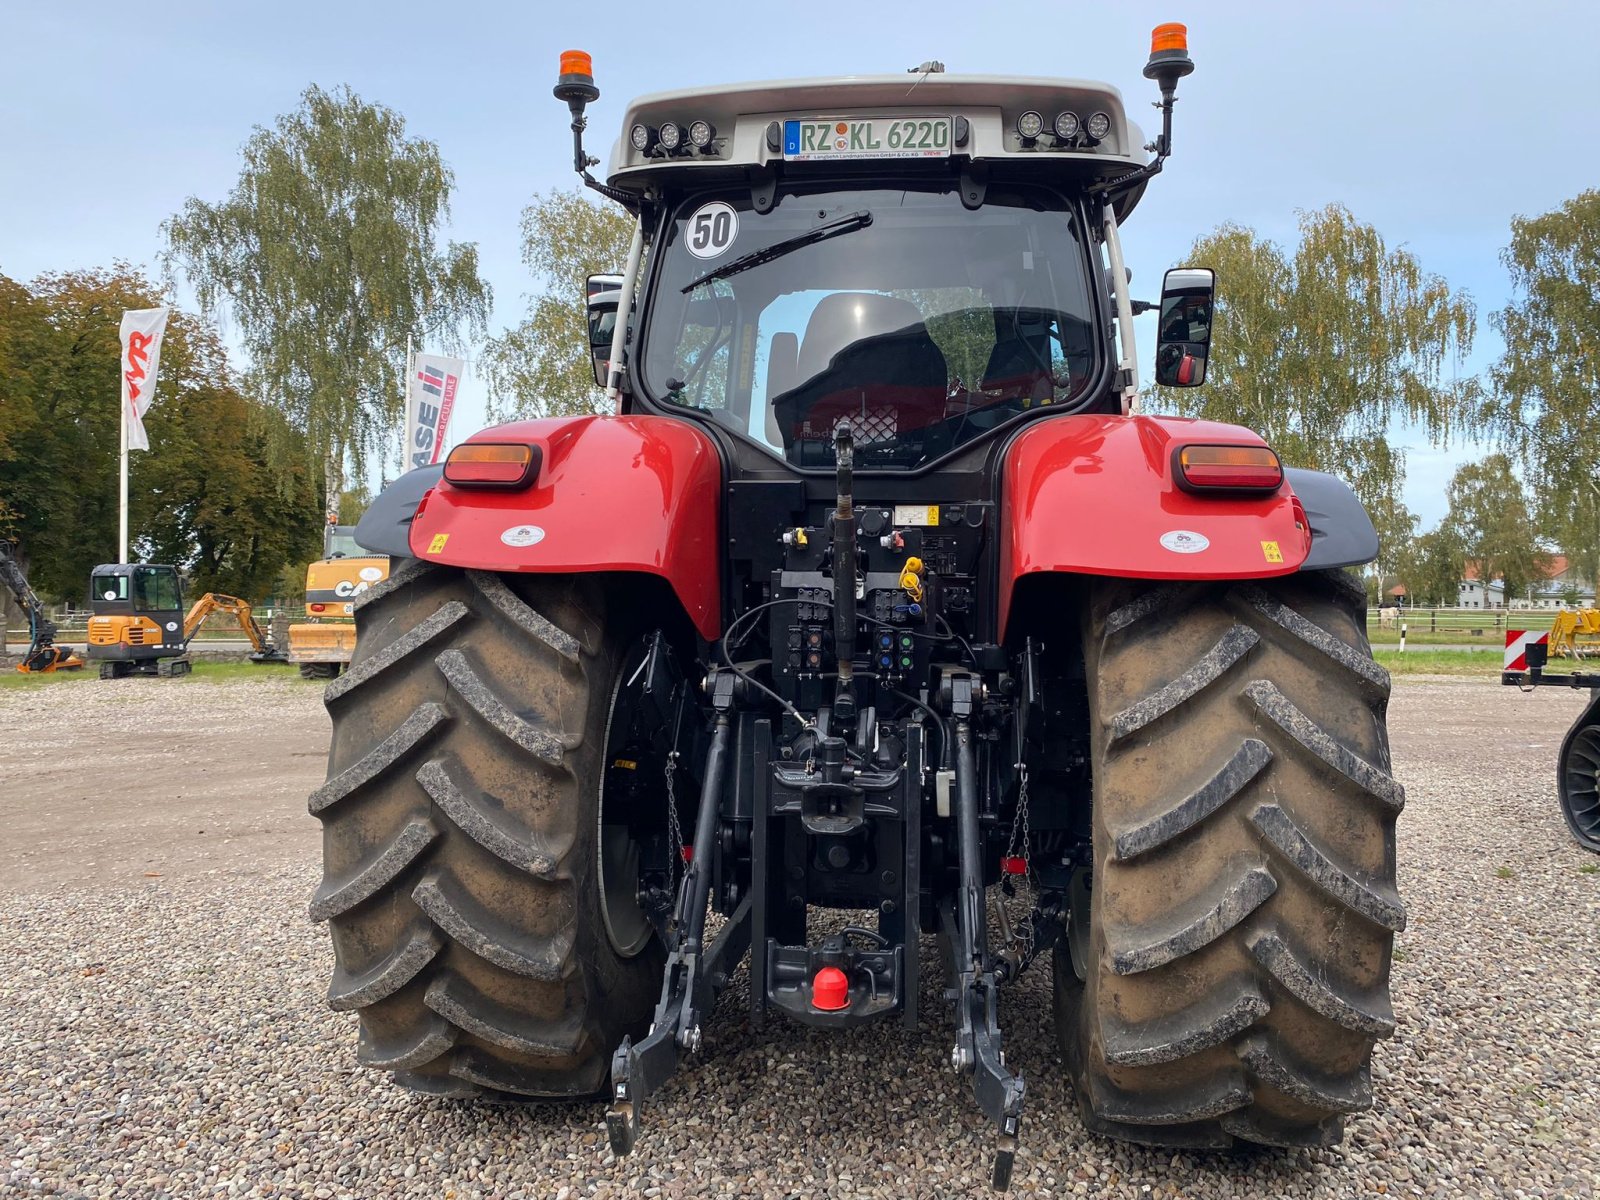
[685,201,738,259]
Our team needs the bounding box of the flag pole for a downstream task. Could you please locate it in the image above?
[119,386,129,564]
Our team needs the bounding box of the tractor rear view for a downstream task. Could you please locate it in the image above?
[311,27,1403,1186]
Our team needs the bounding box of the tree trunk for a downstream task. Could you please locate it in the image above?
[324,449,344,525]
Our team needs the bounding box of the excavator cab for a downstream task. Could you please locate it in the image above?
[87,563,191,677]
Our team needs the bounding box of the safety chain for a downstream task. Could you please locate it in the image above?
[1002,761,1036,962]
[664,749,684,899]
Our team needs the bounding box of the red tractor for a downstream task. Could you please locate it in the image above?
[314,28,1402,1187]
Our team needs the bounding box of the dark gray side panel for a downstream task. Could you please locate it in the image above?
[1286,467,1379,570]
[353,465,444,558]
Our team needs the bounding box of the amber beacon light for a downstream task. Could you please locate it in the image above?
[554,50,598,105]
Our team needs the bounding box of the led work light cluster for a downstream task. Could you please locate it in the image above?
[630,118,718,157]
[1014,108,1112,148]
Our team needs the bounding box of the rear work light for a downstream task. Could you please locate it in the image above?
[443,443,542,489]
[1174,444,1283,493]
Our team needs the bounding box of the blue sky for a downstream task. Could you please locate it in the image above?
[3,1,1592,527]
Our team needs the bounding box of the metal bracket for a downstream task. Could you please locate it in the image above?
[941,717,1026,1190]
[607,890,752,1155]
[607,708,747,1157]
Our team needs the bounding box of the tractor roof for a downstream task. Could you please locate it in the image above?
[608,74,1150,212]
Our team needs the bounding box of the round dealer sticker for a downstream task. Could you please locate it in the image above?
[358,565,384,582]
[685,201,739,259]
[1159,529,1210,554]
[501,525,546,548]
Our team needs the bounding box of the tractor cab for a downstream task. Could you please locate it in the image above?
[588,73,1166,474]
[86,563,190,677]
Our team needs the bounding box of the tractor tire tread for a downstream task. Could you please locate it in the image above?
[1056,570,1401,1146]
[313,567,662,1099]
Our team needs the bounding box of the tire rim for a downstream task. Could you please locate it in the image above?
[1562,725,1600,851]
[1066,866,1092,983]
[596,651,656,958]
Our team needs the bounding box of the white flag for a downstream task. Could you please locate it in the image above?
[406,353,465,470]
[120,307,170,452]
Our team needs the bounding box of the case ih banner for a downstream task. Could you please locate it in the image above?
[406,353,464,470]
[120,307,170,452]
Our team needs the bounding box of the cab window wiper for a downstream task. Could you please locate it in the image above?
[681,210,872,293]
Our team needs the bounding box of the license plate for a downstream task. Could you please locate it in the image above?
[783,116,952,161]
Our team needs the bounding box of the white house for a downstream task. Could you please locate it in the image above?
[1457,569,1505,609]
[1457,558,1595,610]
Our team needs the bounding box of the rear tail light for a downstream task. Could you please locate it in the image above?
[1175,444,1283,493]
[443,443,541,489]
[308,603,327,614]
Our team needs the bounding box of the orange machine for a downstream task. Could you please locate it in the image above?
[86,562,286,678]
[287,524,389,679]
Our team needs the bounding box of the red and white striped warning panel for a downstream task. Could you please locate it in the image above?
[1505,630,1548,670]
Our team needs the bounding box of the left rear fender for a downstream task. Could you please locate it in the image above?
[405,415,723,640]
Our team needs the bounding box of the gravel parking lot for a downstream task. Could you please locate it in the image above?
[3,675,1598,1198]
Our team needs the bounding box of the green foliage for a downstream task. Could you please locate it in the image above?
[1441,453,1549,603]
[337,486,373,525]
[0,266,321,604]
[480,188,635,420]
[1485,190,1600,584]
[1396,528,1466,607]
[1151,204,1481,537]
[162,84,491,493]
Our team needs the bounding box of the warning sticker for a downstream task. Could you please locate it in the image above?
[893,504,940,527]
[426,533,449,554]
[1261,540,1283,563]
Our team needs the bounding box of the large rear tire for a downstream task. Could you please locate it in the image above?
[310,561,664,1098]
[1055,570,1404,1147]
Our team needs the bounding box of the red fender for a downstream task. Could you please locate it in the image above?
[999,414,1310,639]
[408,415,723,640]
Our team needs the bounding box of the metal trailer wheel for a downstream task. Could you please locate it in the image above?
[1557,696,1600,853]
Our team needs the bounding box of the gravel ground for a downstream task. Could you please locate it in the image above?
[3,676,1599,1198]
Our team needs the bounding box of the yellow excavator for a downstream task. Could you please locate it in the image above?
[1548,608,1600,659]
[1,541,86,673]
[287,523,389,679]
[86,562,288,678]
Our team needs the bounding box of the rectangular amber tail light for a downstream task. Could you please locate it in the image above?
[1175,444,1283,493]
[443,443,541,489]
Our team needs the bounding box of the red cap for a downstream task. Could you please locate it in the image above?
[811,966,850,1011]
[1001,855,1028,876]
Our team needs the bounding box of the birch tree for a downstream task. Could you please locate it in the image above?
[1484,190,1600,583]
[163,84,491,511]
[480,188,634,421]
[1150,205,1481,552]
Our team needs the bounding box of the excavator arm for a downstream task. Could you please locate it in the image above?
[183,592,268,651]
[1,542,83,673]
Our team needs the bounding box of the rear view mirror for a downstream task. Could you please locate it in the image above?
[586,273,623,387]
[1154,266,1214,388]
